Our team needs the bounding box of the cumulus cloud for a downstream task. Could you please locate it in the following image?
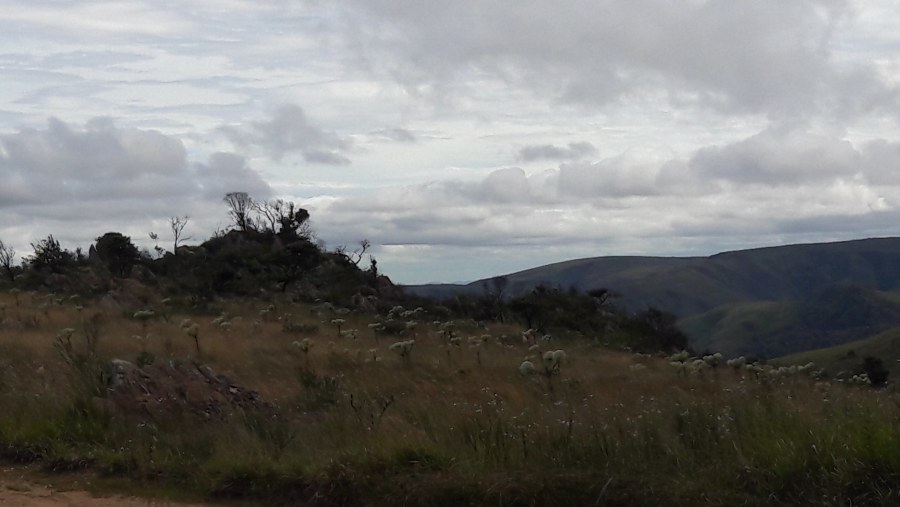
[332,0,897,119]
[221,104,353,164]
[516,141,596,162]
[0,117,271,221]
[689,126,863,186]
[304,125,900,269]
[0,117,192,208]
[195,152,272,200]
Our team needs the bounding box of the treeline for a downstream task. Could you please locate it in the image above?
[0,193,382,307]
[0,192,687,353]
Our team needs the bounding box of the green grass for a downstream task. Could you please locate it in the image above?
[775,325,900,378]
[3,291,900,505]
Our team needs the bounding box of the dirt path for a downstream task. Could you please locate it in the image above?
[0,466,215,506]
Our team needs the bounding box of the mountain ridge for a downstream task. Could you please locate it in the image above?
[405,236,900,358]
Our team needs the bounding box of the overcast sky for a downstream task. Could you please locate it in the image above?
[2,1,900,284]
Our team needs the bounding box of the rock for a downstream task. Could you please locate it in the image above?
[103,360,270,420]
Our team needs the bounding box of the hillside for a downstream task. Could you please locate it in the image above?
[681,285,900,358]
[775,325,900,379]
[2,290,900,506]
[406,237,900,358]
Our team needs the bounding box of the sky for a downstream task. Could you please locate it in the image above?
[2,0,900,284]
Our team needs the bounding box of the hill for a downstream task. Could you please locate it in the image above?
[775,325,900,379]
[406,237,900,358]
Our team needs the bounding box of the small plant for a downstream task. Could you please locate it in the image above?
[331,318,346,336]
[133,309,155,339]
[388,339,415,362]
[293,338,313,367]
[349,391,395,432]
[180,319,201,357]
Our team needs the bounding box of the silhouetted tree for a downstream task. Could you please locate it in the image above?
[27,235,74,273]
[170,215,192,252]
[624,308,689,352]
[224,192,254,232]
[94,232,140,277]
[0,238,15,282]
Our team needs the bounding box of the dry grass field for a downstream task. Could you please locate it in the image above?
[2,290,900,506]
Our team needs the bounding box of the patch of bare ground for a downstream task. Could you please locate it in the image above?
[0,466,214,506]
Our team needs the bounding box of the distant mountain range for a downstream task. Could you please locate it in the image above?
[405,237,900,359]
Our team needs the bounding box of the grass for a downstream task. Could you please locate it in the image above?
[2,290,900,505]
[774,324,900,378]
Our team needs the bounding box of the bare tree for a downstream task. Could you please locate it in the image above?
[348,239,370,265]
[254,199,283,234]
[223,192,254,232]
[254,199,311,239]
[0,239,15,282]
[169,215,192,252]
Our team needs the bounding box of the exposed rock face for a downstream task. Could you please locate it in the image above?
[104,359,270,420]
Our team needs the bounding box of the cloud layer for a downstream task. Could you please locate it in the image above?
[1,1,900,283]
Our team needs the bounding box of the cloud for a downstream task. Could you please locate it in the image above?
[221,104,353,164]
[303,125,900,266]
[689,126,863,186]
[195,152,273,200]
[0,117,271,221]
[332,0,897,119]
[0,2,194,38]
[0,117,192,208]
[369,127,417,143]
[516,141,596,162]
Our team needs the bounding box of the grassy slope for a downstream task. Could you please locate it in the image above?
[775,325,900,379]
[4,290,900,505]
[681,285,900,359]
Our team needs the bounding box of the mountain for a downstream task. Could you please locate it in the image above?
[405,237,900,358]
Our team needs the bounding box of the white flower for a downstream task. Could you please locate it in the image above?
[519,360,537,376]
[542,349,566,371]
[183,323,199,339]
[726,356,746,368]
[389,339,415,358]
[668,350,690,363]
[133,310,155,321]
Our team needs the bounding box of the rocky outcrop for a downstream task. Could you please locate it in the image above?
[104,359,270,420]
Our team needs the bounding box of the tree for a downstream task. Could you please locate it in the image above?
[254,199,311,239]
[94,232,140,277]
[170,215,192,252]
[0,238,15,282]
[223,192,254,232]
[27,235,74,273]
[348,239,370,265]
[481,275,509,322]
[862,356,889,388]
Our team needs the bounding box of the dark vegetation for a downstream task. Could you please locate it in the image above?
[3,192,686,354]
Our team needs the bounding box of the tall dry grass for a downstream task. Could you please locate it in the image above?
[1,290,900,505]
